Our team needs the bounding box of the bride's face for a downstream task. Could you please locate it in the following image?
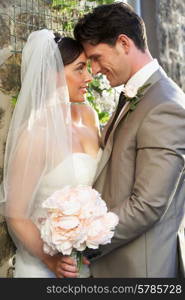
[64,52,92,102]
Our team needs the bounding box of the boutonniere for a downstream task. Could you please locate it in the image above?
[123,83,151,111]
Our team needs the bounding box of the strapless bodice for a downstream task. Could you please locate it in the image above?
[42,149,102,187]
[31,149,102,223]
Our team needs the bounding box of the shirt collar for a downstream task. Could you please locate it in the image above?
[124,59,160,91]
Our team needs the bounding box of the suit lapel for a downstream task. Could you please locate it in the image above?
[100,110,116,148]
[95,68,165,183]
[94,102,130,182]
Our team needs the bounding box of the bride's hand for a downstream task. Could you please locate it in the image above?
[43,253,90,278]
[57,255,90,278]
[57,255,78,278]
[43,254,78,278]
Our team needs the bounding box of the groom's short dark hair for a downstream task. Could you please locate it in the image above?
[74,2,147,52]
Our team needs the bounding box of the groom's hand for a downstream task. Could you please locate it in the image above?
[82,256,90,265]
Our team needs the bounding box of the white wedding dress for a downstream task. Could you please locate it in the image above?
[14,149,102,278]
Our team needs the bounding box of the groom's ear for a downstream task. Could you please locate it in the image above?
[117,34,131,54]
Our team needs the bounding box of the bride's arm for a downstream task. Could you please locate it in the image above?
[5,128,77,277]
[7,217,78,277]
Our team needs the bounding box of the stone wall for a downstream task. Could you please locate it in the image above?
[0,92,15,278]
[156,0,185,91]
[0,0,20,277]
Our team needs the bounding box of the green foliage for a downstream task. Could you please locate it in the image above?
[86,88,110,125]
[52,0,77,8]
[11,94,19,107]
[86,73,112,124]
[52,0,114,6]
[87,0,114,4]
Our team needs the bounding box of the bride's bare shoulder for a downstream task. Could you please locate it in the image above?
[81,103,99,127]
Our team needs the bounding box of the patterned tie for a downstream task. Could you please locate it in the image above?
[104,91,126,144]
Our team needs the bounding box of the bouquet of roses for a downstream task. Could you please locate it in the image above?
[39,185,118,276]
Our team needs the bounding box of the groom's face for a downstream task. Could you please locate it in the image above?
[83,40,131,87]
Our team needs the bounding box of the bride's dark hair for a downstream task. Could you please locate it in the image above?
[54,33,83,66]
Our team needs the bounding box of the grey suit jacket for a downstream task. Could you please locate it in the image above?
[91,68,185,277]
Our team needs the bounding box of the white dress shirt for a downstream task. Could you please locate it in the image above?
[125,58,160,91]
[116,59,160,120]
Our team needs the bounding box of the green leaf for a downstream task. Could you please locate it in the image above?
[11,94,19,106]
[138,83,151,94]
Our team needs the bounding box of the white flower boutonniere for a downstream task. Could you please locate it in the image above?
[123,83,151,112]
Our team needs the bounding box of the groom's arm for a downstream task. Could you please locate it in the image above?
[93,100,185,260]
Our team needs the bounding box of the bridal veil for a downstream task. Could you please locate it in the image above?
[1,29,75,221]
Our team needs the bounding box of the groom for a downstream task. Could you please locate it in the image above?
[74,2,185,277]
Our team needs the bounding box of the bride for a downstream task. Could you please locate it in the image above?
[2,29,102,278]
